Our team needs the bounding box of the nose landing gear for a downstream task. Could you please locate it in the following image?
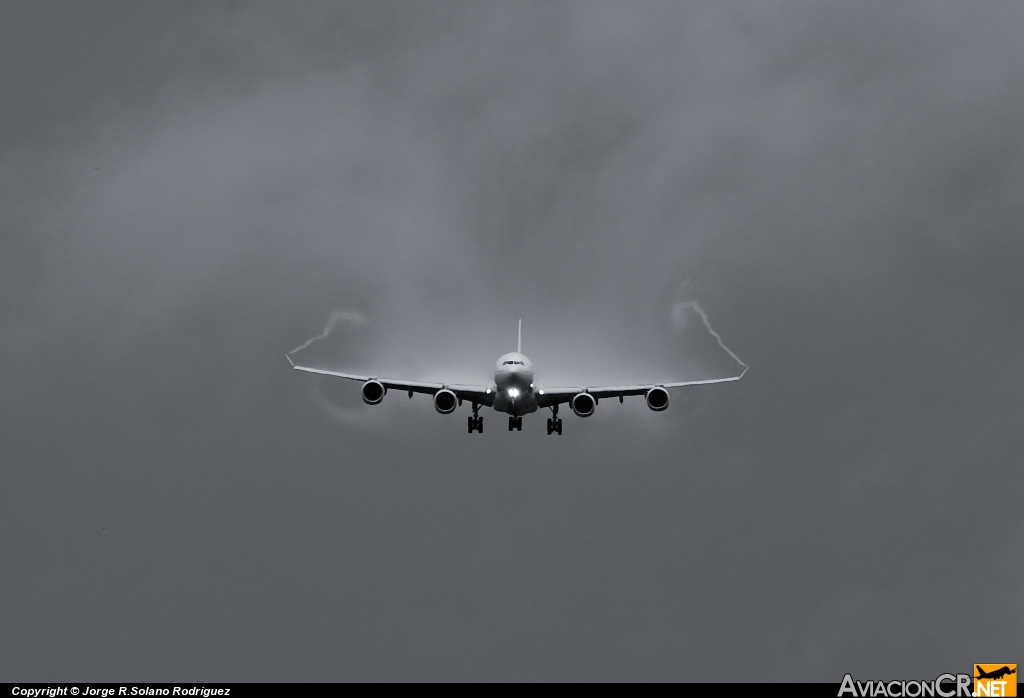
[508,416,523,431]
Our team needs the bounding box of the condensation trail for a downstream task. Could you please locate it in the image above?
[289,310,386,428]
[672,301,749,371]
[311,379,379,429]
[287,310,366,356]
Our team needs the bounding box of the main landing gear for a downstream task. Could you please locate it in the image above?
[468,403,483,433]
[546,405,563,436]
[508,416,523,432]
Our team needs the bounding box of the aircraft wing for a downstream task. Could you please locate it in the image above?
[287,357,496,406]
[536,367,748,408]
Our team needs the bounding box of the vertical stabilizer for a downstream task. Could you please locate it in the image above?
[517,319,522,353]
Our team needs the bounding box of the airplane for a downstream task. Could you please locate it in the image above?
[975,666,1017,681]
[287,320,747,434]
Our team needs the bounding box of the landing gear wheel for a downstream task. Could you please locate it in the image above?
[508,416,522,431]
[468,414,483,433]
[547,406,563,435]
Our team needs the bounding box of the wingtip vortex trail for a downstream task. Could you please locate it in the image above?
[673,300,749,376]
[287,310,368,356]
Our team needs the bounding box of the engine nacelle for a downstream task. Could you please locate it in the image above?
[571,392,596,418]
[433,389,458,415]
[645,386,670,412]
[361,380,385,405]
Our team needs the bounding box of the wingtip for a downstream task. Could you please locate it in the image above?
[285,353,295,368]
[739,365,749,378]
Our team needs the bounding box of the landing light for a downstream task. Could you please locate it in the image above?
[508,388,519,398]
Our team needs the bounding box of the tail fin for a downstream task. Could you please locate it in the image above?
[517,319,522,353]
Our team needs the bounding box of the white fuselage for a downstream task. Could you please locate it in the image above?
[491,352,538,416]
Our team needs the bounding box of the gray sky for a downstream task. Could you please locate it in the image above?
[2,0,1022,682]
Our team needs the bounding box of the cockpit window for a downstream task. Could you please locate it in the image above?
[502,360,525,365]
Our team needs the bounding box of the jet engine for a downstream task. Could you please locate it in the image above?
[433,389,458,414]
[645,386,670,412]
[361,380,385,405]
[571,392,596,418]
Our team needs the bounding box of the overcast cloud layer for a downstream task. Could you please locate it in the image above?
[2,1,1022,681]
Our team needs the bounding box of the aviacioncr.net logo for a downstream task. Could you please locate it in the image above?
[839,674,973,697]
